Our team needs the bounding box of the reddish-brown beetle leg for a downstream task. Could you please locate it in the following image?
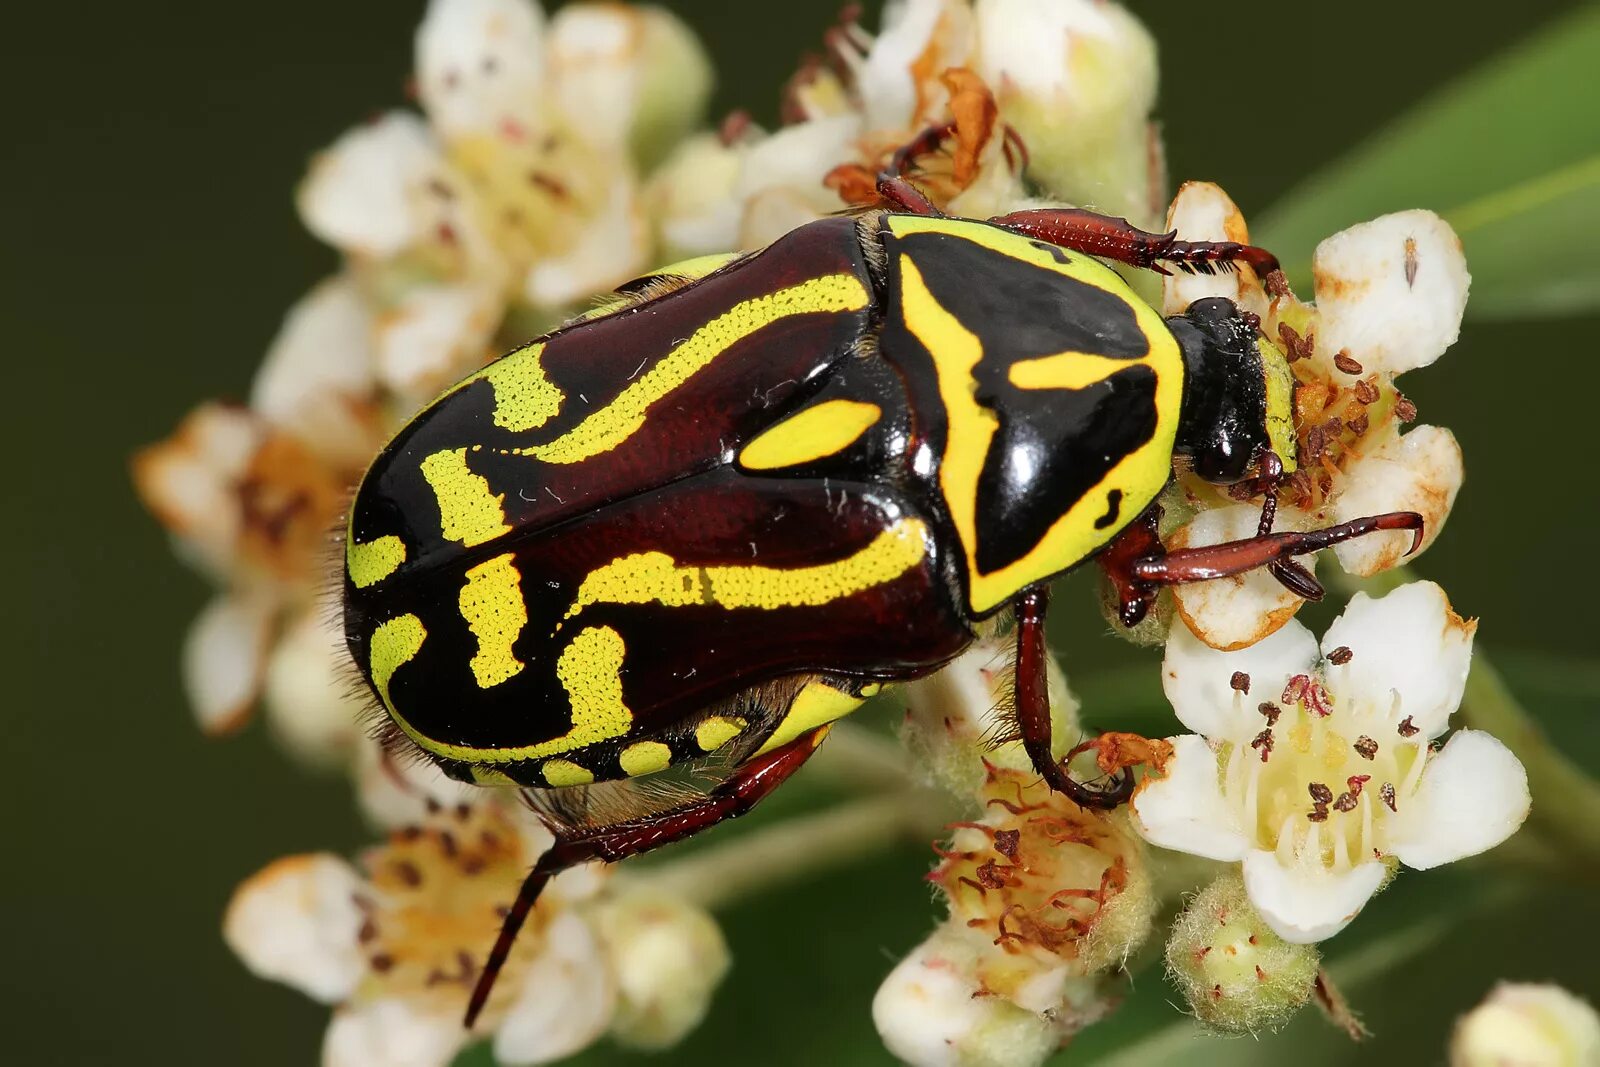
[987,207,1282,278]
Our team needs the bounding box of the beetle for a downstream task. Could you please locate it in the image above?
[341,136,1422,1024]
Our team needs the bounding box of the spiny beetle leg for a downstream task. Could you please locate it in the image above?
[1096,507,1166,629]
[1128,512,1425,588]
[463,729,830,1028]
[986,207,1283,279]
[1015,586,1136,810]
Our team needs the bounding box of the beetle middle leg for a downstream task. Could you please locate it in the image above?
[1013,586,1135,810]
[463,728,830,1027]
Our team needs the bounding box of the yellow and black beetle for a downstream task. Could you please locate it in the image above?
[341,143,1422,1023]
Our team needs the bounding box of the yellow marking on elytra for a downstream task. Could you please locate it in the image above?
[480,341,562,432]
[514,274,870,465]
[369,614,427,713]
[756,681,864,755]
[564,518,929,623]
[739,399,882,470]
[346,534,406,589]
[541,759,595,787]
[1008,352,1143,392]
[394,624,635,764]
[419,447,511,547]
[695,715,747,752]
[889,215,1184,613]
[471,766,518,786]
[619,741,673,777]
[458,553,527,688]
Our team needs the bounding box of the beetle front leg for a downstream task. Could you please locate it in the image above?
[1014,586,1136,810]
[987,207,1283,280]
[463,729,830,1027]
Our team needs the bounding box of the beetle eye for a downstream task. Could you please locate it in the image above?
[1193,440,1254,485]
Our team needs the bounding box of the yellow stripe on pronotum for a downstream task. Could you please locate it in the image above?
[458,552,527,689]
[512,274,870,465]
[346,533,406,589]
[739,398,882,470]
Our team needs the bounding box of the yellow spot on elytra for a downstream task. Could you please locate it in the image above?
[458,553,527,688]
[541,759,594,787]
[369,614,427,713]
[619,741,673,777]
[565,517,929,620]
[481,341,562,432]
[1007,351,1141,391]
[739,399,882,470]
[347,534,406,589]
[517,274,870,465]
[695,715,747,752]
[470,766,517,786]
[756,681,863,754]
[420,448,510,547]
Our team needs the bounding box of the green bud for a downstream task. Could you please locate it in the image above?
[1165,873,1320,1035]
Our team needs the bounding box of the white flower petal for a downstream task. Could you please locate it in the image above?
[546,4,710,167]
[647,132,747,260]
[733,116,861,248]
[132,403,261,575]
[352,735,480,831]
[251,278,378,469]
[1163,616,1319,739]
[493,911,616,1065]
[299,113,450,260]
[1321,580,1475,739]
[183,593,275,735]
[1241,851,1387,943]
[375,281,501,402]
[1160,182,1267,317]
[523,174,648,308]
[1313,210,1470,377]
[872,926,1057,1067]
[1386,730,1530,870]
[860,0,973,131]
[263,609,367,769]
[1131,734,1251,861]
[1169,504,1308,651]
[1330,425,1463,576]
[323,998,465,1067]
[597,890,730,1050]
[224,853,367,1004]
[416,0,546,142]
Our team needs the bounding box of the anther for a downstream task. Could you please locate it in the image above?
[1397,715,1419,738]
[993,828,1020,862]
[1395,394,1418,423]
[1282,674,1311,705]
[1328,646,1354,666]
[1230,671,1251,695]
[1250,729,1275,762]
[1380,782,1398,812]
[1353,379,1380,405]
[1333,351,1364,375]
[1353,736,1379,760]
[1258,702,1281,725]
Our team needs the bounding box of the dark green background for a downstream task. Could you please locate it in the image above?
[7,1,1596,1063]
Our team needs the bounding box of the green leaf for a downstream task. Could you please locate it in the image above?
[1256,8,1600,320]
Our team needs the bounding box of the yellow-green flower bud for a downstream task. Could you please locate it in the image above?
[1451,983,1600,1067]
[591,889,730,1050]
[1165,873,1320,1034]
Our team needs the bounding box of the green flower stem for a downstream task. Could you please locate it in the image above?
[632,788,951,912]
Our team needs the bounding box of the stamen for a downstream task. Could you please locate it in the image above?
[1230,671,1252,695]
[1380,782,1398,812]
[1250,729,1274,762]
[1353,736,1379,760]
[1397,715,1419,737]
[1333,351,1364,375]
[1327,646,1354,666]
[1282,674,1311,705]
[1258,701,1282,725]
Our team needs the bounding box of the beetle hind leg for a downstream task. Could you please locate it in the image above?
[1012,586,1135,811]
[463,728,830,1027]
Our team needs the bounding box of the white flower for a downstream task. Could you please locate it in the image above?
[1161,183,1470,648]
[1451,983,1600,1067]
[591,889,731,1050]
[225,797,619,1066]
[1132,581,1529,943]
[416,0,548,143]
[971,0,1162,224]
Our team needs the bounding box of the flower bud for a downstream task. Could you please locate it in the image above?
[900,631,1080,797]
[645,131,746,260]
[546,3,713,170]
[972,0,1161,225]
[262,609,366,770]
[415,0,546,143]
[873,926,1059,1067]
[591,889,730,1050]
[1450,983,1600,1067]
[1164,873,1319,1034]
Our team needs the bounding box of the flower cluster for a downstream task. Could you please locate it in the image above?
[130,0,1542,1061]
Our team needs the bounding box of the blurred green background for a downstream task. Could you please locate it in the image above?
[7,0,1597,1062]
